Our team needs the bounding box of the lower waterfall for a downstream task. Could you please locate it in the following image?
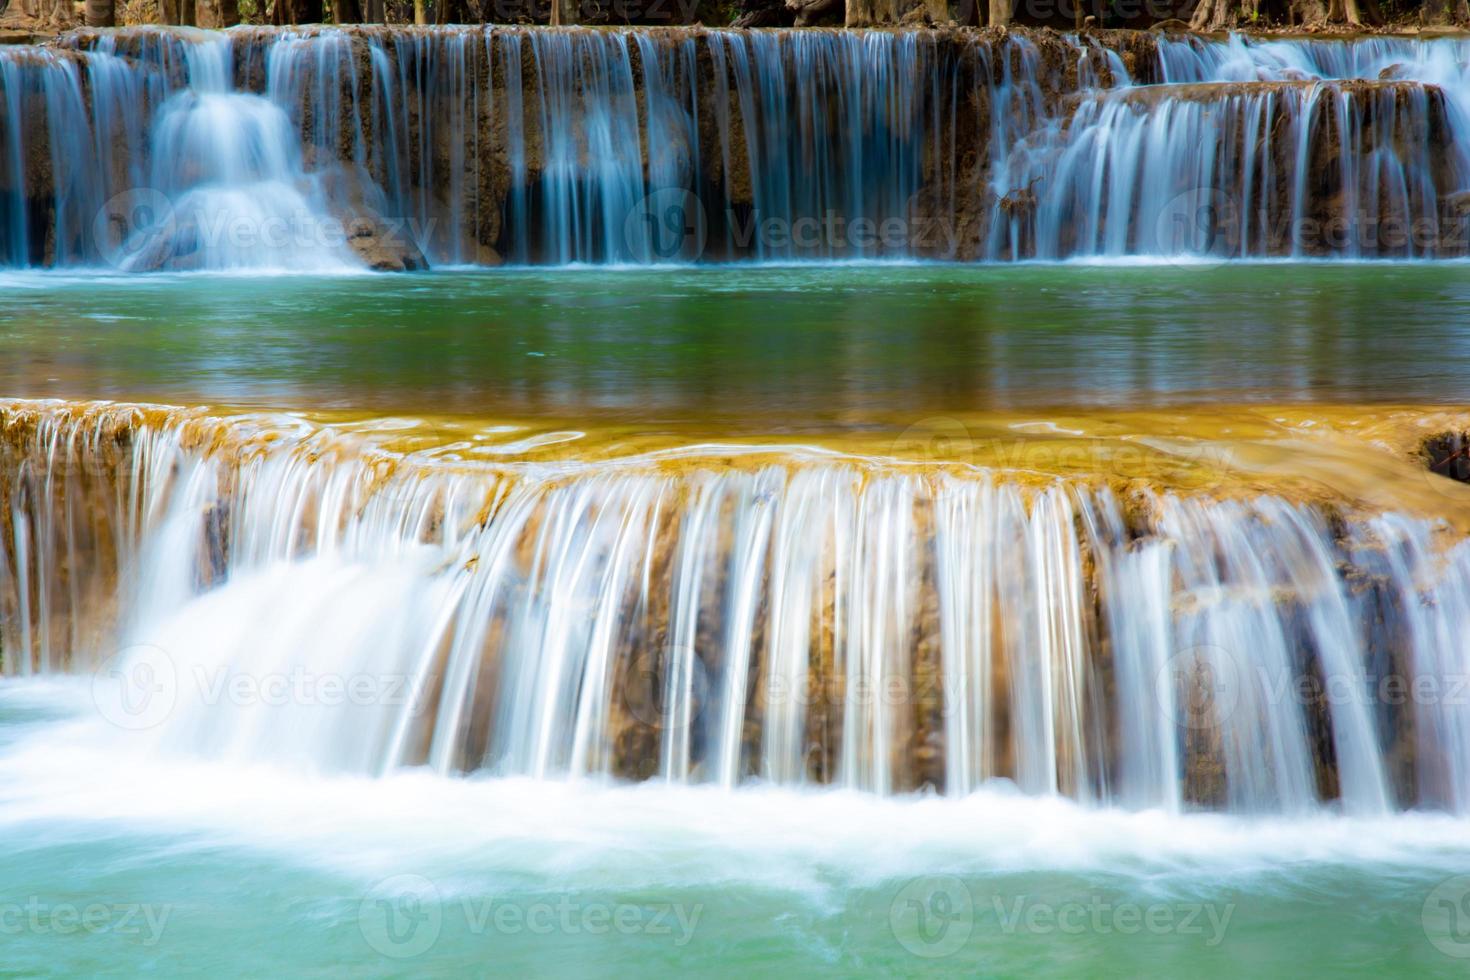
[5,400,1470,815]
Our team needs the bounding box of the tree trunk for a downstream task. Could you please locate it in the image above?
[1326,0,1380,23]
[162,0,195,24]
[1193,0,1379,27]
[84,0,114,26]
[32,0,73,24]
[414,0,426,22]
[924,0,976,23]
[29,0,74,27]
[845,0,896,24]
[194,0,239,25]
[333,0,361,20]
[988,0,1008,25]
[1189,0,1225,28]
[271,0,320,22]
[784,0,839,23]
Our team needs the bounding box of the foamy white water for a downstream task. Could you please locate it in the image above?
[7,679,1470,893]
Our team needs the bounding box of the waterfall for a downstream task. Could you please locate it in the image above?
[5,27,1470,268]
[4,399,1469,815]
[0,33,359,271]
[137,35,358,271]
[0,45,151,267]
[1011,80,1444,260]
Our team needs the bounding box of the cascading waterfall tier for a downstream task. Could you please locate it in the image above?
[5,26,1470,268]
[1020,79,1452,258]
[4,400,1470,816]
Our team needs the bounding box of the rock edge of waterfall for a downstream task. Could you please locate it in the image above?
[6,398,1470,814]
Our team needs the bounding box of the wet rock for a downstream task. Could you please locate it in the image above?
[785,0,841,25]
[1420,431,1470,483]
[730,5,789,23]
[1443,190,1470,215]
[1094,77,1442,106]
[318,164,430,272]
[344,214,429,272]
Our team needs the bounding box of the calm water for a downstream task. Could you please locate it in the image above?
[2,682,1468,978]
[4,264,1470,426]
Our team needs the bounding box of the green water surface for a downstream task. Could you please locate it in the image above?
[3,263,1469,423]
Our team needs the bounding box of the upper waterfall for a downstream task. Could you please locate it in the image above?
[3,26,1470,269]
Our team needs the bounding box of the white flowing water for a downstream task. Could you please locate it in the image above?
[131,36,358,271]
[3,401,1468,816]
[1,678,1467,974]
[5,27,1470,267]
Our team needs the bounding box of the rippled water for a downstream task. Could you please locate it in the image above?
[4,264,1470,422]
